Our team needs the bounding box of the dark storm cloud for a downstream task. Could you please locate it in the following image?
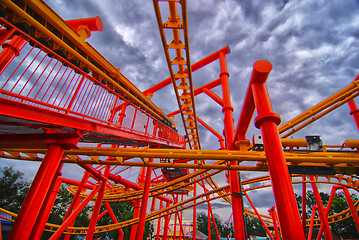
[5,0,358,213]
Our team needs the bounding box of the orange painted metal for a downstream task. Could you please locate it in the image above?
[220,52,246,240]
[309,176,333,240]
[250,60,305,240]
[9,144,66,240]
[136,158,154,240]
[268,207,281,240]
[348,99,359,130]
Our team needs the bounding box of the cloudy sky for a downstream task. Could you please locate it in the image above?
[2,0,359,223]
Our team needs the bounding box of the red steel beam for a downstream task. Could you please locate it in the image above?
[250,60,305,240]
[143,46,230,95]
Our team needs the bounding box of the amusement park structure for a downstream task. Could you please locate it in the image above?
[0,0,359,240]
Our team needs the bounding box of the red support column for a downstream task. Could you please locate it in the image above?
[309,176,333,240]
[130,201,141,240]
[49,183,102,240]
[63,171,90,240]
[268,207,281,240]
[308,206,318,240]
[208,203,211,240]
[193,182,197,240]
[244,191,274,240]
[0,35,27,75]
[342,187,359,232]
[9,144,65,240]
[220,52,246,240]
[86,166,109,240]
[302,176,307,234]
[156,200,163,240]
[103,202,124,239]
[348,99,359,131]
[316,186,338,240]
[163,202,171,240]
[136,158,154,240]
[29,163,64,239]
[250,60,305,240]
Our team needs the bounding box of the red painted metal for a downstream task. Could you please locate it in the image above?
[9,144,66,240]
[348,99,359,130]
[162,201,171,240]
[268,207,281,240]
[66,16,103,32]
[250,60,305,240]
[219,52,246,240]
[307,206,318,240]
[49,182,102,239]
[29,163,64,239]
[156,200,163,240]
[193,181,197,240]
[130,201,140,240]
[244,191,274,240]
[143,46,230,95]
[197,117,225,149]
[302,176,307,234]
[342,187,359,232]
[0,36,27,75]
[316,186,337,240]
[309,176,333,240]
[86,167,109,239]
[136,159,154,240]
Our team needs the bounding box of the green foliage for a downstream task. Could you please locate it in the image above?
[296,190,359,238]
[244,214,266,237]
[93,201,154,240]
[0,167,30,212]
[197,212,222,239]
[196,212,264,239]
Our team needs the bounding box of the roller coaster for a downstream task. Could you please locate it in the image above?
[0,1,359,240]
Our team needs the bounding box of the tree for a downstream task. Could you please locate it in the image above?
[0,167,30,212]
[244,214,266,237]
[196,212,245,239]
[41,184,92,240]
[94,201,153,240]
[296,190,359,239]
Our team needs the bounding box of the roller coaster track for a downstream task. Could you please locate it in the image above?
[2,173,359,234]
[1,0,359,239]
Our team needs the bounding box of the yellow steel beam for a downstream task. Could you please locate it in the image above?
[279,78,359,136]
[153,0,200,149]
[2,0,172,123]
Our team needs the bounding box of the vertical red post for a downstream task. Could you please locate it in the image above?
[348,99,359,131]
[307,206,318,240]
[163,202,171,240]
[302,176,307,234]
[342,187,359,232]
[63,171,90,240]
[0,35,27,75]
[316,186,337,240]
[208,203,211,240]
[193,181,197,240]
[156,200,163,240]
[86,166,109,240]
[130,201,141,240]
[136,158,154,240]
[220,52,246,240]
[173,196,178,240]
[250,60,305,240]
[244,191,274,240]
[49,183,101,240]
[309,176,333,240]
[29,163,64,239]
[9,144,65,240]
[268,207,281,240]
[103,202,124,239]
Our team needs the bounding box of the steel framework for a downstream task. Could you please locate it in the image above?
[0,1,359,240]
